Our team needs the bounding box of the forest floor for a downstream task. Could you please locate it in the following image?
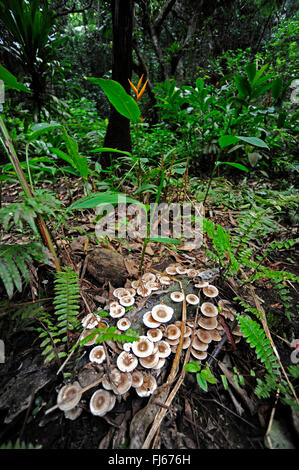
[0,175,298,451]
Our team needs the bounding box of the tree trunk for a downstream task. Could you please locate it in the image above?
[101,0,134,169]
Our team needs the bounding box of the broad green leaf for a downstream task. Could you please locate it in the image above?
[234,74,251,98]
[68,192,143,210]
[218,135,239,148]
[200,367,217,384]
[271,77,283,100]
[245,63,256,83]
[62,130,88,180]
[185,362,201,373]
[216,162,249,172]
[90,147,132,157]
[196,373,208,392]
[195,77,204,92]
[49,148,75,166]
[0,64,30,93]
[85,77,141,123]
[28,122,62,142]
[236,136,269,149]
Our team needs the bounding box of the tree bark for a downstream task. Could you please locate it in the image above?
[101,0,134,169]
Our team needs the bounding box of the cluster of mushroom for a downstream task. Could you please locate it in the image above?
[56,267,243,420]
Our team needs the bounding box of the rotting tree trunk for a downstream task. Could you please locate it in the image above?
[101,0,134,169]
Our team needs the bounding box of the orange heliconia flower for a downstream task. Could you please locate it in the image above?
[128,74,148,102]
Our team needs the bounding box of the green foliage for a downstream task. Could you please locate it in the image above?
[0,439,42,449]
[38,267,80,364]
[0,242,49,298]
[184,362,217,392]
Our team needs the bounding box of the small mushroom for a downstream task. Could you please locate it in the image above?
[132,336,154,357]
[209,329,222,342]
[200,302,218,317]
[137,285,152,297]
[165,266,178,276]
[151,304,174,323]
[131,280,141,290]
[143,311,161,328]
[232,325,244,337]
[111,371,132,395]
[64,406,83,421]
[196,328,212,344]
[89,345,106,364]
[119,296,135,307]
[165,337,180,346]
[182,336,192,349]
[142,273,156,283]
[139,351,160,369]
[117,351,138,372]
[159,275,171,285]
[81,313,99,329]
[170,291,185,303]
[135,374,157,397]
[110,304,126,318]
[117,317,131,331]
[113,288,127,299]
[110,301,120,310]
[89,389,116,416]
[192,337,209,351]
[145,280,159,291]
[186,294,199,305]
[198,315,218,330]
[203,285,219,298]
[156,340,172,358]
[147,328,163,342]
[191,349,207,360]
[126,287,136,297]
[194,280,209,288]
[187,268,199,277]
[165,324,181,340]
[57,382,82,411]
[80,328,98,346]
[131,370,144,388]
[152,357,166,370]
[175,265,188,274]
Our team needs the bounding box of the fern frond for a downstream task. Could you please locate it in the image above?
[236,314,280,376]
[53,267,80,336]
[0,242,49,298]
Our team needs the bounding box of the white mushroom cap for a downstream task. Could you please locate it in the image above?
[182,336,192,349]
[143,311,161,328]
[119,296,135,307]
[187,269,199,277]
[117,317,131,331]
[159,275,172,285]
[203,285,219,298]
[111,371,132,395]
[200,302,218,317]
[183,325,192,337]
[122,342,132,352]
[64,406,83,421]
[110,304,126,318]
[194,280,209,288]
[192,337,209,351]
[165,337,180,346]
[132,336,154,357]
[170,291,185,302]
[137,285,152,297]
[89,389,115,416]
[126,287,136,297]
[165,266,178,275]
[109,301,120,310]
[131,370,144,388]
[209,329,222,341]
[165,324,181,340]
[80,328,98,346]
[232,325,244,337]
[186,294,200,305]
[89,345,106,364]
[135,374,157,397]
[198,315,218,330]
[152,357,166,369]
[152,304,174,323]
[81,313,99,329]
[196,328,212,344]
[139,351,160,369]
[57,382,82,411]
[147,328,163,342]
[113,288,127,299]
[191,349,208,360]
[145,280,160,291]
[175,265,187,274]
[142,272,156,283]
[117,351,138,372]
[156,340,172,358]
[131,280,141,290]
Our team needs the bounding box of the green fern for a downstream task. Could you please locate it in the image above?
[37,267,81,364]
[0,439,42,449]
[0,242,49,298]
[236,314,280,376]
